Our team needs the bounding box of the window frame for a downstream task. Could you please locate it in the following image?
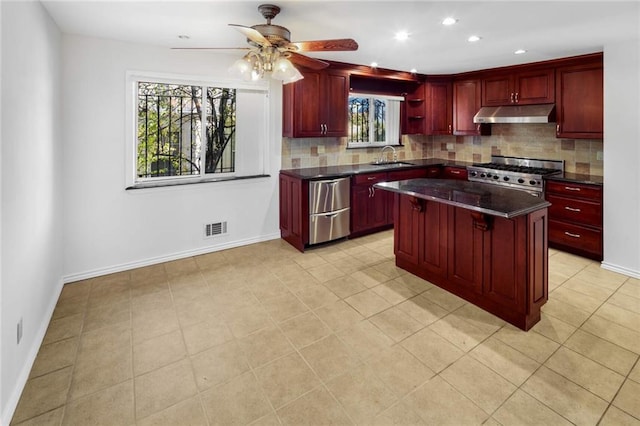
[125,71,269,189]
[346,92,404,149]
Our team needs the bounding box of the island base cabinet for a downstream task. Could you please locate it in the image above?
[394,194,548,330]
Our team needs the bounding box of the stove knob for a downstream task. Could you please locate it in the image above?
[470,171,477,177]
[493,175,500,180]
[485,173,491,178]
[529,180,538,185]
[480,173,486,178]
[517,178,525,184]
[503,176,510,182]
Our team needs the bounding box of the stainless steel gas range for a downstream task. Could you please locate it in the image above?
[467,155,564,197]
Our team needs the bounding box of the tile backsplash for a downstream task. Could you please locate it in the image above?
[281,123,603,176]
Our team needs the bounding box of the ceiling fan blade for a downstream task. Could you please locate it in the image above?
[288,52,329,70]
[293,39,358,52]
[171,47,250,51]
[229,24,271,47]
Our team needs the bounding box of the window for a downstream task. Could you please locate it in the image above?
[347,93,403,148]
[127,73,268,188]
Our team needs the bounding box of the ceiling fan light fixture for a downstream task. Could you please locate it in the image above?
[229,52,263,82]
[271,56,303,83]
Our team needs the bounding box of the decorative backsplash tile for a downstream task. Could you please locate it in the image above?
[281,123,603,176]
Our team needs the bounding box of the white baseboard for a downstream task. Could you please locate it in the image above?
[601,262,640,279]
[62,232,281,283]
[1,277,65,426]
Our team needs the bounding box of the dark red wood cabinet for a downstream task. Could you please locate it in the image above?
[555,59,603,139]
[351,172,390,236]
[482,68,555,106]
[426,79,453,135]
[403,84,426,135]
[545,179,603,260]
[279,173,308,251]
[282,68,349,138]
[453,79,491,136]
[393,194,548,330]
[442,166,468,180]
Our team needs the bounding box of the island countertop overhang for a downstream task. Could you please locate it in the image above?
[375,178,550,219]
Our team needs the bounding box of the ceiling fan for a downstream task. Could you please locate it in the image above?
[175,4,358,82]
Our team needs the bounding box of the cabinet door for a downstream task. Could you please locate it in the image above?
[556,61,603,139]
[351,184,372,233]
[386,168,429,223]
[427,80,453,135]
[447,207,483,294]
[453,79,490,136]
[482,74,513,106]
[419,201,448,278]
[279,173,306,251]
[293,70,324,137]
[324,70,349,137]
[515,69,554,105]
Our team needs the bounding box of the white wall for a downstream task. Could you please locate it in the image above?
[62,36,282,281]
[0,1,64,423]
[603,35,640,277]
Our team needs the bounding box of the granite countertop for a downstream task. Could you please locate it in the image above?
[280,158,472,179]
[545,172,604,186]
[375,179,550,218]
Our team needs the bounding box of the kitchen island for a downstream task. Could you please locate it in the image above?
[375,179,550,330]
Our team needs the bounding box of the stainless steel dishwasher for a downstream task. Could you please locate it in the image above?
[308,177,350,245]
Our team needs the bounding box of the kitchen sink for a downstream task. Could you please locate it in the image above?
[370,161,415,167]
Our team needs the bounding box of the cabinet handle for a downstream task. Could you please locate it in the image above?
[510,92,515,103]
[367,176,377,181]
[324,124,328,134]
[556,124,560,134]
[449,170,461,175]
[448,124,452,133]
[564,186,581,192]
[514,92,519,103]
[564,206,581,212]
[476,124,480,131]
[564,231,581,238]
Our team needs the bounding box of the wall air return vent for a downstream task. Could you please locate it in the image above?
[204,221,228,238]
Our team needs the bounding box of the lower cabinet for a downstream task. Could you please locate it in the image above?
[279,173,307,251]
[351,168,429,237]
[394,194,547,330]
[545,179,603,260]
[351,172,389,235]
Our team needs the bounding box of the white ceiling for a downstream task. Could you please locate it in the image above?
[42,0,639,74]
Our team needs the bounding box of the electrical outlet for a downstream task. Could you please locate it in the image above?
[17,318,23,344]
[596,151,603,161]
[446,143,454,151]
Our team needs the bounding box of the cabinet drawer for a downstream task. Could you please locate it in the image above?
[549,219,602,254]
[442,166,469,180]
[387,168,428,182]
[426,166,442,178]
[546,194,602,227]
[353,172,388,185]
[546,180,602,200]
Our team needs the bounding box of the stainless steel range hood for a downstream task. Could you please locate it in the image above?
[473,103,556,124]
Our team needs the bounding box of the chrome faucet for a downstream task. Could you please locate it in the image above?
[378,146,397,164]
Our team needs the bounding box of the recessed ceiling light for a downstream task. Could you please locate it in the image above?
[410,68,417,73]
[442,17,457,26]
[177,35,190,40]
[468,35,481,42]
[515,49,527,55]
[394,31,410,41]
[370,62,378,68]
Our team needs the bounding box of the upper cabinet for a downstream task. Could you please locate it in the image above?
[482,68,555,106]
[283,68,349,138]
[426,79,453,135]
[555,58,603,139]
[403,83,426,135]
[453,79,490,136]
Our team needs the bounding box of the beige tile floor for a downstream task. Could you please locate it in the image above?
[11,230,640,425]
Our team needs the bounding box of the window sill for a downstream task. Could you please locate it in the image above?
[126,174,271,190]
